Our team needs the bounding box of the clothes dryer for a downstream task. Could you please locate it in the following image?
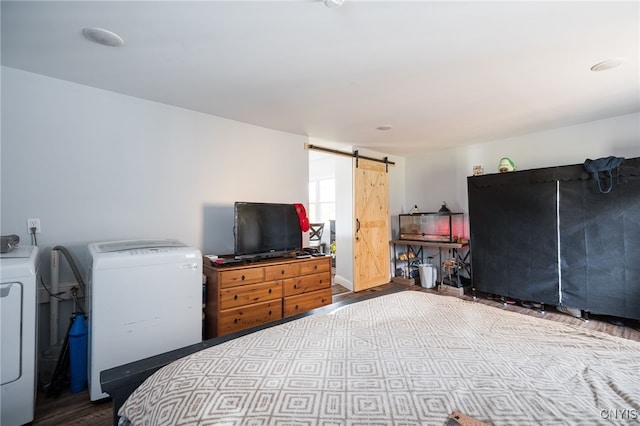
[1,245,39,426]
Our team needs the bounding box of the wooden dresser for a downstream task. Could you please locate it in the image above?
[203,256,332,338]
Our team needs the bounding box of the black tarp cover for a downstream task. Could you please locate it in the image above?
[468,157,640,319]
[468,170,560,305]
[559,158,640,319]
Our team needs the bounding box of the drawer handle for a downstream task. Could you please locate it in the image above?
[268,289,272,294]
[241,275,245,281]
[234,295,238,300]
[319,279,323,284]
[268,310,272,315]
[234,318,238,323]
[280,270,285,275]
[314,265,318,270]
[322,298,326,303]
[295,304,299,310]
[293,284,298,289]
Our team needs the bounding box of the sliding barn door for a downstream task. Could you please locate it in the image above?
[353,158,390,291]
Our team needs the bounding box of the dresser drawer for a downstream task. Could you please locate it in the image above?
[218,267,264,288]
[264,263,300,281]
[300,258,331,276]
[284,288,332,317]
[283,273,331,296]
[219,281,282,310]
[219,300,282,335]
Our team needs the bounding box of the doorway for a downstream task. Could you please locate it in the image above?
[309,151,337,280]
[309,149,392,292]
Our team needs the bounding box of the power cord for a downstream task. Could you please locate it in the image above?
[30,226,38,246]
[40,277,86,314]
[40,276,68,301]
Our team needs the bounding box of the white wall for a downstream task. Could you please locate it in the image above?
[403,149,460,214]
[1,67,311,361]
[402,112,639,263]
[1,67,309,258]
[406,112,640,239]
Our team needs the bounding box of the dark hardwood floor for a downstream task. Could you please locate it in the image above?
[33,388,113,426]
[33,282,640,426]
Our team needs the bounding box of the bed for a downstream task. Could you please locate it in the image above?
[102,288,640,425]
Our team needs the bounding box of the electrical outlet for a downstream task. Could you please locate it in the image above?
[27,218,41,234]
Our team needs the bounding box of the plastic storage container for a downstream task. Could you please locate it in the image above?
[418,263,437,289]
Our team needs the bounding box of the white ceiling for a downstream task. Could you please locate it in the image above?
[2,1,638,156]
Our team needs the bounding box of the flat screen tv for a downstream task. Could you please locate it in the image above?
[234,202,302,260]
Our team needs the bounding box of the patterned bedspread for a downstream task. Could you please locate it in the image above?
[119,291,640,425]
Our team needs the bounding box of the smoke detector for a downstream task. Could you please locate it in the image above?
[82,27,124,47]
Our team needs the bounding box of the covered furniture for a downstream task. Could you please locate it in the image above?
[467,157,640,320]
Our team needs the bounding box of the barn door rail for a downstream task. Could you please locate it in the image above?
[305,143,395,171]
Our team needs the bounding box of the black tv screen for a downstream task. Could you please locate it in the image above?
[234,202,302,260]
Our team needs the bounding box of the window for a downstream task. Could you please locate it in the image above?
[308,178,335,223]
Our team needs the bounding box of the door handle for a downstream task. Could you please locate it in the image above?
[355,218,360,241]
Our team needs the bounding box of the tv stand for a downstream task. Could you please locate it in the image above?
[203,255,332,338]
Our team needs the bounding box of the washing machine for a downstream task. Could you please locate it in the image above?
[1,245,39,426]
[87,239,202,401]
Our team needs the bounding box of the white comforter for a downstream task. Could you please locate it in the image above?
[119,291,640,425]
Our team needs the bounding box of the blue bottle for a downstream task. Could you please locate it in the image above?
[69,314,88,393]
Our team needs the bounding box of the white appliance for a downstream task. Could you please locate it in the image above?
[87,240,202,401]
[1,245,39,426]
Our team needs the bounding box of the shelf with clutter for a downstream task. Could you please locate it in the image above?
[392,202,471,289]
[393,249,420,285]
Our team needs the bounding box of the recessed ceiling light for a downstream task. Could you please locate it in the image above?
[324,0,344,8]
[82,27,124,47]
[377,125,393,131]
[590,58,625,72]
